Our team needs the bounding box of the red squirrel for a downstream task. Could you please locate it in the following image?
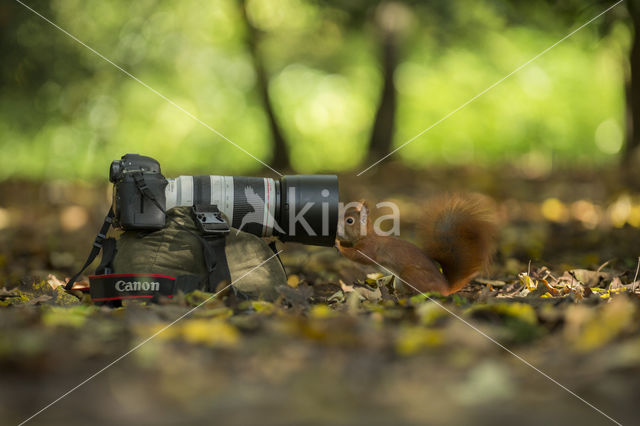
[336,194,497,296]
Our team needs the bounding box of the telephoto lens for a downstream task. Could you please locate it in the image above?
[165,174,339,246]
[110,154,339,246]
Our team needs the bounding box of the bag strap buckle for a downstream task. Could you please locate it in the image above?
[192,204,230,235]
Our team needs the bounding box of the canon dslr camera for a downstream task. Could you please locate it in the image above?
[109,154,339,246]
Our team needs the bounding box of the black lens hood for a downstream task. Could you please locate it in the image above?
[278,175,339,246]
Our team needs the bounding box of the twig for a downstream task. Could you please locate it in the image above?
[596,259,612,273]
[633,257,640,293]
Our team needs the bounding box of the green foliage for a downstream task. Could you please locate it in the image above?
[0,0,630,179]
[396,22,628,169]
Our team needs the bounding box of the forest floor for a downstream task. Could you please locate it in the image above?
[1,164,640,425]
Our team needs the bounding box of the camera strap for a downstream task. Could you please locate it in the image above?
[67,173,233,299]
[191,204,232,292]
[132,171,161,206]
[95,237,117,275]
[64,171,153,292]
[88,272,205,304]
[88,273,177,302]
[64,207,115,291]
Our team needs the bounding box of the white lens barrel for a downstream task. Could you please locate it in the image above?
[165,175,275,237]
[165,176,193,209]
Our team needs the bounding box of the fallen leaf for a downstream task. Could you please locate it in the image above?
[395,326,443,355]
[339,279,354,293]
[518,273,537,291]
[566,269,612,288]
[565,296,636,352]
[181,319,239,347]
[327,290,345,304]
[475,278,507,287]
[47,274,66,290]
[287,274,300,288]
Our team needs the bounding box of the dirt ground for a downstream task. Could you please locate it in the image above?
[1,164,639,425]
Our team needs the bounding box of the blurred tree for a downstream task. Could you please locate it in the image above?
[368,2,411,160]
[315,1,475,163]
[239,0,291,170]
[624,0,640,165]
[315,0,418,162]
[0,1,92,131]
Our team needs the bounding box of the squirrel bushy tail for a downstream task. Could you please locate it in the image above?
[420,194,497,294]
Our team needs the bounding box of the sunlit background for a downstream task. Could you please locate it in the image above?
[3,6,640,424]
[0,0,632,179]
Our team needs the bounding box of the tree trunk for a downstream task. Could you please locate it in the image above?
[240,1,291,171]
[368,30,398,161]
[623,0,640,165]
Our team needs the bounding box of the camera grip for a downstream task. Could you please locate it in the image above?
[114,174,167,230]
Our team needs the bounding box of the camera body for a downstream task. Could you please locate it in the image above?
[109,154,168,230]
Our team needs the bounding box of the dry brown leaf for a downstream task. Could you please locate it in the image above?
[47,274,66,290]
[340,279,354,293]
[566,269,612,288]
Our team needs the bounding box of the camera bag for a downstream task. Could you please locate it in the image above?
[68,207,286,306]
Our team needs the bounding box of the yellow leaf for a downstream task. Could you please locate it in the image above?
[287,275,300,288]
[566,297,636,352]
[310,304,334,319]
[251,300,275,314]
[181,319,239,347]
[396,327,443,355]
[518,273,537,291]
[42,306,95,328]
[416,302,447,326]
[466,302,538,326]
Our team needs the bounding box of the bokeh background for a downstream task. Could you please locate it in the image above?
[3,2,640,425]
[1,0,637,179]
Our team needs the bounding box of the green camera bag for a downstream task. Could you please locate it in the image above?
[95,207,286,302]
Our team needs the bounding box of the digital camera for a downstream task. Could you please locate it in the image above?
[109,154,339,246]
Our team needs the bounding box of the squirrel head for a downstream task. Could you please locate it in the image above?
[336,200,372,247]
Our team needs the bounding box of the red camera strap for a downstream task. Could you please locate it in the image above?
[89,273,176,302]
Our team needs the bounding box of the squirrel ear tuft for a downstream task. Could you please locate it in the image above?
[357,199,369,212]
